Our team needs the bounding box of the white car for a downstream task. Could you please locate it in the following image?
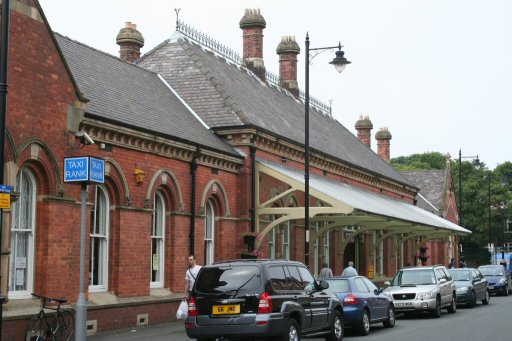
[383,265,457,318]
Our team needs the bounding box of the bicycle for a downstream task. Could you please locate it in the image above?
[25,293,75,341]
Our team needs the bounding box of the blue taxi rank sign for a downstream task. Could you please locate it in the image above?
[64,157,105,184]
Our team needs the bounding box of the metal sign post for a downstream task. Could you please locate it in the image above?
[64,156,104,341]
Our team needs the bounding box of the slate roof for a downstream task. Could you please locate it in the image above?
[399,170,447,212]
[137,33,411,185]
[54,33,239,156]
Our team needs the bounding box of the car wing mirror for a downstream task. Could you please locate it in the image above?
[317,280,329,290]
[439,278,447,283]
[383,281,390,287]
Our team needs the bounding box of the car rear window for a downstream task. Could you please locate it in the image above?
[478,266,504,276]
[325,279,350,293]
[449,270,470,281]
[195,265,261,294]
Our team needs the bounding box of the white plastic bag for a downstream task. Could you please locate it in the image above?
[176,299,188,320]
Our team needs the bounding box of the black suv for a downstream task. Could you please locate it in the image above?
[185,259,344,341]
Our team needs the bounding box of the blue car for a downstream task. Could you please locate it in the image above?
[477,265,512,296]
[324,276,395,335]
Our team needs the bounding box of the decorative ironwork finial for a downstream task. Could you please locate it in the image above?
[175,8,181,30]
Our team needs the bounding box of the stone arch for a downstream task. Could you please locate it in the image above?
[144,168,184,211]
[199,180,230,217]
[7,139,61,196]
[103,158,130,206]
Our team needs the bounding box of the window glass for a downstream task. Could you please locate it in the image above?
[297,266,315,289]
[9,169,36,297]
[355,278,370,292]
[196,266,260,294]
[362,277,378,291]
[268,266,287,291]
[435,269,446,281]
[324,279,350,293]
[286,266,304,290]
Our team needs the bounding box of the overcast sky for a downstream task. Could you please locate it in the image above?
[38,0,511,169]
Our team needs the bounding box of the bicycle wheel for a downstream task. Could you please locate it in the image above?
[53,310,74,341]
[25,315,45,341]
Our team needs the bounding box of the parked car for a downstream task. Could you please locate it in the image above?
[477,264,512,296]
[383,265,456,318]
[323,276,395,336]
[448,268,490,307]
[185,259,344,341]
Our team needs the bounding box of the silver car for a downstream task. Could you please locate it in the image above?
[383,265,457,318]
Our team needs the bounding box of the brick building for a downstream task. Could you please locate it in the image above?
[1,1,468,338]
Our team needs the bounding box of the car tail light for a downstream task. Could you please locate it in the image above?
[258,292,273,314]
[343,294,358,305]
[188,296,197,316]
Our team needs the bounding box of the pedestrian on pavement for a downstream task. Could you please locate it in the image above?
[184,254,202,300]
[319,263,333,278]
[341,261,358,276]
[448,258,456,269]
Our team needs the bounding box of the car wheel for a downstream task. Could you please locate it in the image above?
[482,290,490,305]
[383,305,395,328]
[324,310,343,341]
[468,291,476,308]
[432,297,442,318]
[278,318,300,341]
[447,294,456,314]
[357,310,370,336]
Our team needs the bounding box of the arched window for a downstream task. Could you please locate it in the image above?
[151,191,165,288]
[9,168,36,298]
[89,185,109,291]
[204,199,215,265]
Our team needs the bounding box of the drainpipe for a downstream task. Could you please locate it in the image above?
[189,147,201,255]
[250,146,257,233]
[0,0,10,337]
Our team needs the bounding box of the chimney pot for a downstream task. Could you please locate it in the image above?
[375,127,392,161]
[277,36,300,97]
[355,115,373,147]
[240,9,266,81]
[116,22,145,63]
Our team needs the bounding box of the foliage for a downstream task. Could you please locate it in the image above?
[391,152,447,171]
[393,153,512,266]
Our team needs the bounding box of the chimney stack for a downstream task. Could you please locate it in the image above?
[276,36,300,97]
[116,22,144,63]
[355,115,373,147]
[239,9,266,81]
[375,127,392,161]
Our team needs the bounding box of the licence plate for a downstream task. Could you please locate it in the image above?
[212,304,241,315]
[489,286,494,289]
[395,302,413,307]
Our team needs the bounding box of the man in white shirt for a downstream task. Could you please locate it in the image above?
[341,261,358,276]
[184,254,202,299]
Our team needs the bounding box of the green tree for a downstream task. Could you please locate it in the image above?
[391,152,447,170]
[392,153,512,266]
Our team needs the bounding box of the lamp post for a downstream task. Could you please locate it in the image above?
[304,34,350,266]
[458,149,480,226]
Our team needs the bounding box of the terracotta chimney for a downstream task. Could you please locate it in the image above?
[375,127,392,161]
[116,22,144,63]
[239,9,266,81]
[355,115,373,147]
[276,36,300,97]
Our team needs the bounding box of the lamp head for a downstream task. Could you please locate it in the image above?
[329,43,351,73]
[473,156,481,170]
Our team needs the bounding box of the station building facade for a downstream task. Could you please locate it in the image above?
[1,1,467,337]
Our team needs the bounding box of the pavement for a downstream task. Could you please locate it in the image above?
[87,320,189,340]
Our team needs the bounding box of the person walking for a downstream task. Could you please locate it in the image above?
[448,258,456,269]
[184,254,202,299]
[341,261,358,276]
[319,263,333,278]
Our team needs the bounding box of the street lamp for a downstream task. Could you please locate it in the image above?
[304,34,350,266]
[458,149,480,226]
